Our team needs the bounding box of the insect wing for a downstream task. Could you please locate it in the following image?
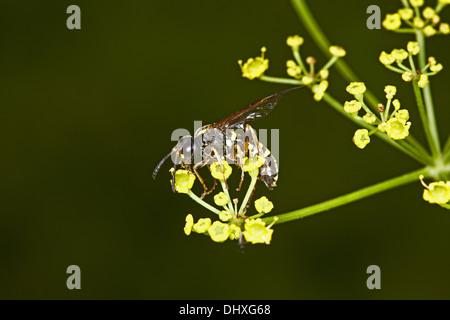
[213,86,300,130]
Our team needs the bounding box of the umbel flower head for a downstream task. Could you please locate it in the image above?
[420,176,450,205]
[382,0,450,37]
[238,47,269,80]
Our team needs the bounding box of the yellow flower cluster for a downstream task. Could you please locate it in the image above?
[184,206,276,244]
[345,83,412,149]
[170,152,277,244]
[238,47,269,80]
[382,1,450,37]
[379,42,443,88]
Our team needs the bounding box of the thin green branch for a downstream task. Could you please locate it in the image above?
[260,75,302,85]
[262,168,429,225]
[188,191,221,215]
[322,93,434,166]
[415,30,441,157]
[412,81,440,159]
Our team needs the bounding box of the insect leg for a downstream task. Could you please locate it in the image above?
[193,159,210,199]
[246,124,261,157]
[235,144,245,192]
[211,147,229,190]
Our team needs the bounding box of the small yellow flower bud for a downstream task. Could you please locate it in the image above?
[214,192,229,207]
[344,100,362,113]
[383,13,402,30]
[286,35,304,47]
[208,221,230,243]
[346,82,366,96]
[286,60,301,78]
[410,0,424,7]
[329,45,346,57]
[210,160,232,181]
[301,75,313,85]
[193,218,212,234]
[219,210,233,222]
[402,71,414,82]
[319,69,329,79]
[440,23,450,34]
[184,214,194,236]
[413,17,425,28]
[423,25,437,37]
[422,179,450,205]
[431,14,441,25]
[379,51,395,65]
[395,109,410,122]
[398,8,414,20]
[228,224,241,241]
[254,196,274,214]
[430,63,443,72]
[353,129,370,149]
[385,118,411,140]
[407,41,420,55]
[418,74,429,88]
[422,7,435,19]
[428,56,437,65]
[391,49,408,62]
[243,218,274,245]
[393,99,401,111]
[170,169,196,194]
[363,113,378,125]
[384,85,397,99]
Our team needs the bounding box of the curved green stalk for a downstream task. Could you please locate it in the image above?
[262,167,429,225]
[412,81,439,158]
[188,191,221,215]
[415,30,441,158]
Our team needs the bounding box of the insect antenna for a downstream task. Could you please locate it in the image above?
[152,151,173,180]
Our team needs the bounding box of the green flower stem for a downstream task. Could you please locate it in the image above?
[289,0,379,112]
[188,191,222,215]
[394,29,415,34]
[385,64,407,73]
[292,49,308,75]
[262,167,429,225]
[220,181,235,214]
[415,30,441,158]
[322,93,434,166]
[412,81,440,160]
[443,136,450,161]
[444,140,450,164]
[238,176,258,215]
[406,135,432,158]
[260,75,302,85]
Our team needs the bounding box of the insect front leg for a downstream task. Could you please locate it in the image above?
[235,144,245,192]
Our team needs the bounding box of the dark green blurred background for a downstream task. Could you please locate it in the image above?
[1,0,450,299]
